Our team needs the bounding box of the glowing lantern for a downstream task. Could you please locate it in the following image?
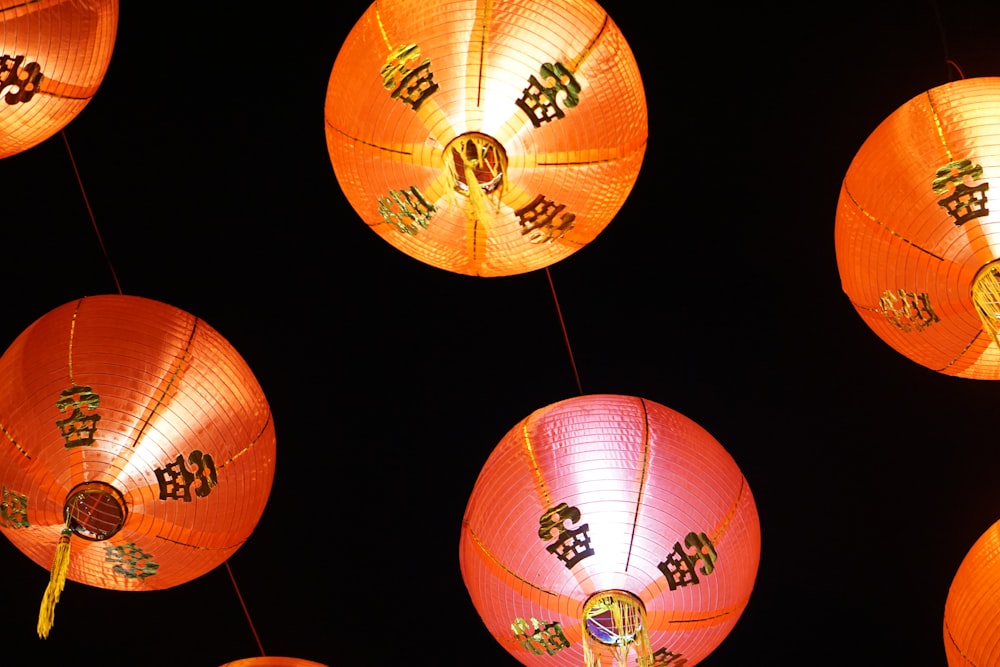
[219,659,329,667]
[0,0,119,158]
[944,518,1000,665]
[324,0,647,276]
[0,294,276,637]
[834,76,1000,378]
[459,394,760,666]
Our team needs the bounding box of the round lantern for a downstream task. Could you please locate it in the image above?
[459,394,760,666]
[219,659,329,667]
[0,294,276,637]
[0,0,118,158]
[944,517,1000,664]
[834,76,1000,379]
[324,0,647,276]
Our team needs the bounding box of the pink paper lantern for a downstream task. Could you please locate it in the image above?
[459,394,760,666]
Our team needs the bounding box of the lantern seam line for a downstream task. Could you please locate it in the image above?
[624,397,651,572]
[521,417,552,509]
[463,521,558,596]
[842,184,946,261]
[0,1,43,16]
[565,13,609,73]
[925,88,954,161]
[934,331,985,373]
[324,122,414,156]
[661,604,741,626]
[217,413,273,470]
[153,534,247,551]
[128,318,198,450]
[374,1,392,51]
[536,149,645,167]
[942,618,977,665]
[710,477,746,547]
[472,0,492,107]
[66,298,84,386]
[31,84,94,102]
[0,421,30,460]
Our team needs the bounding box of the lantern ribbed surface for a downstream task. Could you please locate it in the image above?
[835,76,1000,379]
[0,0,118,158]
[0,295,276,591]
[324,0,647,276]
[944,518,1000,665]
[459,394,760,666]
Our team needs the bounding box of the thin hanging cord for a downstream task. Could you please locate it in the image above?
[60,129,123,295]
[61,129,266,656]
[545,267,584,395]
[946,59,966,81]
[929,0,965,81]
[226,560,267,656]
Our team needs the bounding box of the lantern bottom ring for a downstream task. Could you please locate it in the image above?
[64,481,127,541]
[445,131,508,197]
[973,259,1000,340]
[583,589,647,646]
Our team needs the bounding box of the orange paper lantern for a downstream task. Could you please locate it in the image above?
[324,0,647,276]
[944,518,1000,664]
[459,394,760,666]
[0,295,276,635]
[0,0,119,158]
[835,76,1000,378]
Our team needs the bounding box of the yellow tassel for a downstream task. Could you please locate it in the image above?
[37,529,72,639]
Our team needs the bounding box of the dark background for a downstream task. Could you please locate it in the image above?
[2,1,1000,665]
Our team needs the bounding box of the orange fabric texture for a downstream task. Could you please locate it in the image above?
[324,0,647,276]
[0,0,119,158]
[944,518,1000,665]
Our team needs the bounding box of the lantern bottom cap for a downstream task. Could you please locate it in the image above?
[583,589,646,646]
[64,481,127,541]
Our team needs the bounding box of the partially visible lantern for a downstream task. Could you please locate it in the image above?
[324,0,647,276]
[835,77,1000,379]
[944,517,1000,664]
[459,394,760,666]
[0,0,119,158]
[219,659,329,667]
[0,295,276,637]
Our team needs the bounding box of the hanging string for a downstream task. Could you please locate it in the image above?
[60,129,122,295]
[929,0,965,81]
[226,560,267,656]
[946,59,966,81]
[545,267,584,395]
[62,128,266,655]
